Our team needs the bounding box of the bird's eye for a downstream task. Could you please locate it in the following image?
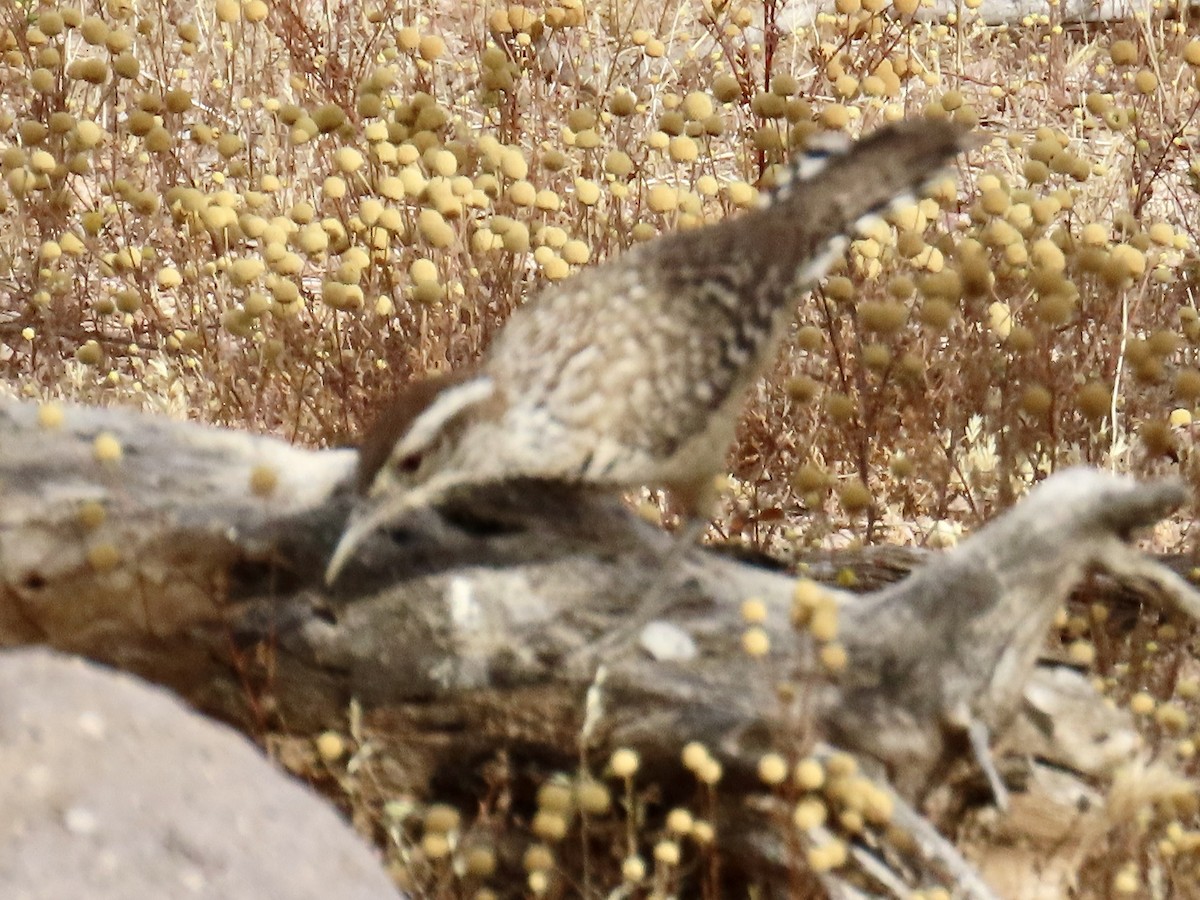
[395,452,422,475]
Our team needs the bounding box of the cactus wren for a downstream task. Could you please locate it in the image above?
[328,119,972,583]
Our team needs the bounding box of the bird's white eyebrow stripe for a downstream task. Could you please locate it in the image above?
[392,377,496,461]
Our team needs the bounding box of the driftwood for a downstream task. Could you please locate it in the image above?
[1,397,1197,898]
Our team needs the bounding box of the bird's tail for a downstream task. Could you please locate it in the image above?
[765,118,976,224]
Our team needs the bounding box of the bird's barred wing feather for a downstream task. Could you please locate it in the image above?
[487,119,972,471]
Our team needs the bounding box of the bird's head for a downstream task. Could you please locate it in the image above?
[325,369,494,584]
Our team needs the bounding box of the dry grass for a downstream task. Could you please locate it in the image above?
[4,0,1200,894]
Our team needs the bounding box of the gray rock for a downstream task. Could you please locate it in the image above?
[0,649,401,900]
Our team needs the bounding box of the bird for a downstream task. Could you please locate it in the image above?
[327,119,973,584]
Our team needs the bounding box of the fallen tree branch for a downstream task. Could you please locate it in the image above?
[0,398,1195,897]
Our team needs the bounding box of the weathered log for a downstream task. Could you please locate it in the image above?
[1,398,1195,897]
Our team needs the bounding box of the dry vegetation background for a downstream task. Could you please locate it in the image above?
[4,0,1200,894]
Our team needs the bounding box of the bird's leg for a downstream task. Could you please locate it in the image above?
[948,705,1010,812]
[582,483,718,661]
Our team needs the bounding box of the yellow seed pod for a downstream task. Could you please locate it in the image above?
[647,184,678,213]
[144,126,172,153]
[28,149,56,174]
[75,499,106,531]
[610,748,640,778]
[112,51,139,78]
[569,128,599,150]
[215,0,241,22]
[819,104,850,129]
[793,798,827,831]
[919,298,955,330]
[60,232,86,256]
[561,240,589,265]
[418,33,445,61]
[828,74,855,99]
[80,15,109,43]
[501,221,530,252]
[987,301,1012,339]
[374,175,404,201]
[1185,39,1200,66]
[1109,39,1137,65]
[1148,222,1174,245]
[394,25,419,49]
[418,209,455,247]
[1020,384,1052,416]
[270,277,299,304]
[423,148,453,177]
[417,803,459,838]
[820,643,848,671]
[1110,242,1146,278]
[296,222,328,254]
[7,169,34,196]
[534,189,559,212]
[682,91,714,120]
[93,431,122,461]
[978,186,1009,216]
[398,164,426,196]
[1129,691,1155,715]
[114,289,142,313]
[286,201,314,224]
[201,205,237,233]
[322,280,364,310]
[73,119,105,149]
[500,147,528,180]
[1076,382,1110,420]
[229,257,265,286]
[333,146,363,172]
[837,480,871,513]
[39,10,66,35]
[538,226,567,249]
[313,103,347,133]
[410,257,438,285]
[857,300,908,333]
[368,141,394,164]
[542,256,570,280]
[314,730,345,762]
[320,176,347,200]
[282,115,313,145]
[358,197,383,226]
[87,543,121,572]
[726,181,757,207]
[573,178,600,206]
[244,292,271,317]
[806,839,848,873]
[668,135,699,163]
[247,462,278,496]
[1134,69,1158,94]
[603,150,634,179]
[1030,238,1065,272]
[508,179,536,206]
[123,111,154,138]
[377,207,403,234]
[1080,222,1108,246]
[30,67,55,94]
[808,599,839,641]
[73,57,109,84]
[244,0,268,22]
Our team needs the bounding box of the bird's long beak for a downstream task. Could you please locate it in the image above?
[324,507,380,585]
[324,494,414,585]
[324,482,442,585]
